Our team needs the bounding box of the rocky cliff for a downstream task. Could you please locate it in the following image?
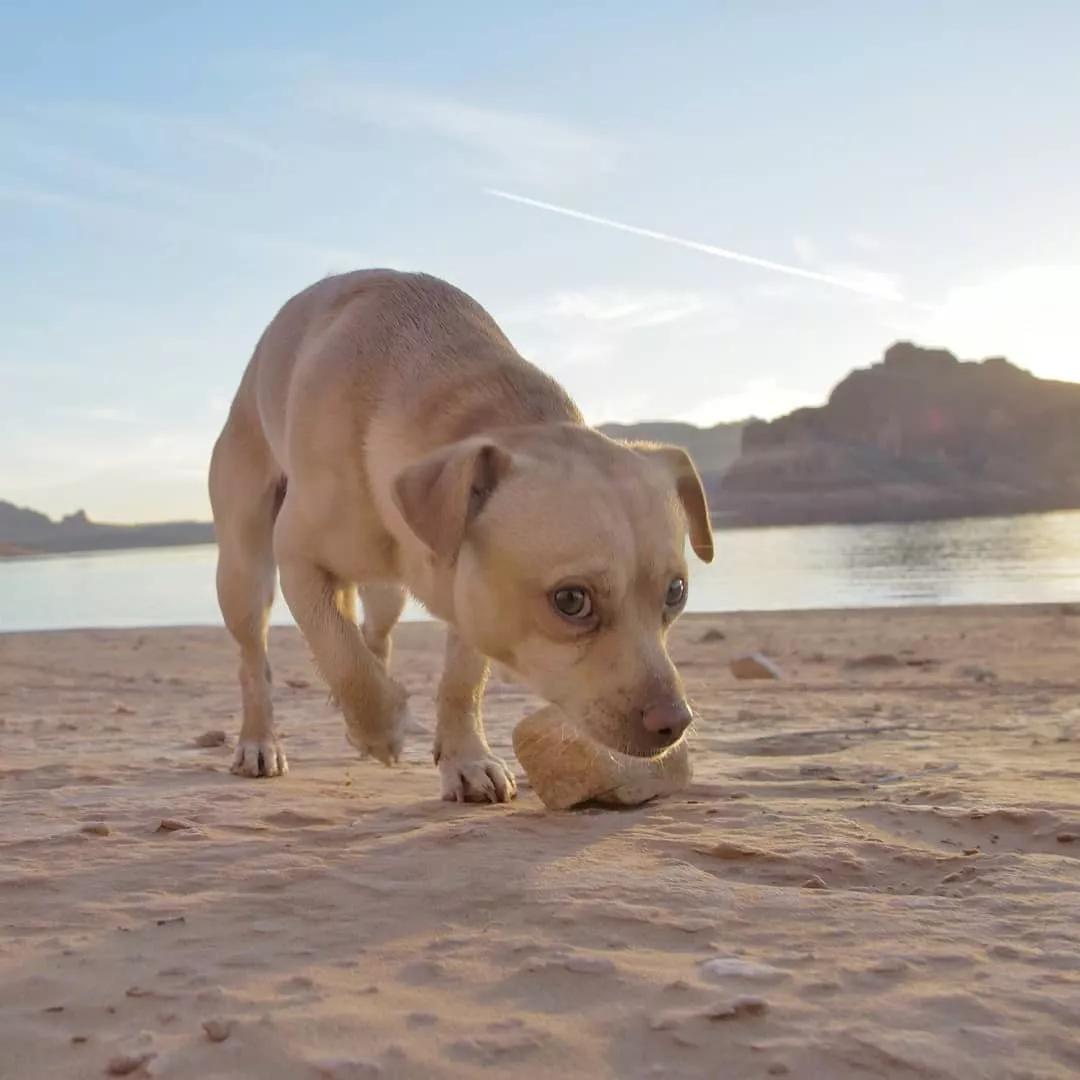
[715,343,1080,526]
[598,419,746,474]
[0,500,215,556]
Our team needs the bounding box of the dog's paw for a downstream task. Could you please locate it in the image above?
[344,691,409,767]
[231,736,288,778]
[438,745,518,804]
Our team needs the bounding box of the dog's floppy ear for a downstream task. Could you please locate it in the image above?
[393,439,512,559]
[630,443,715,563]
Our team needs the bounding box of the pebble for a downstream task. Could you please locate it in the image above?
[202,1018,233,1042]
[729,653,782,680]
[868,958,909,975]
[801,876,828,889]
[650,996,768,1031]
[113,703,137,716]
[701,957,788,981]
[845,653,902,670]
[563,955,616,975]
[106,1051,156,1076]
[194,730,227,748]
[285,677,311,690]
[157,819,193,832]
[1057,832,1077,843]
[699,840,764,860]
[699,628,726,643]
[80,823,110,837]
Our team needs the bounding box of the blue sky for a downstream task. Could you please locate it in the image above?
[2,2,1078,521]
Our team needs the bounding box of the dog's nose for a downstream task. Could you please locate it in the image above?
[641,699,693,746]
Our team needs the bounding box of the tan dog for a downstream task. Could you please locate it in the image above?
[209,270,713,802]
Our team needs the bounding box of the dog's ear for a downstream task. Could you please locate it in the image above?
[393,439,513,559]
[630,443,715,563]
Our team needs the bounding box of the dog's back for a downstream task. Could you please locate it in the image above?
[235,270,580,479]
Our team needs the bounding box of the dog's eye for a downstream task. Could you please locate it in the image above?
[665,576,687,609]
[552,586,593,620]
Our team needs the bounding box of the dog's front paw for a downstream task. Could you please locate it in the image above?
[437,741,517,804]
[231,736,289,778]
[344,684,409,766]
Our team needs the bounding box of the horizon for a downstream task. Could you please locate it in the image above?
[3,4,1079,522]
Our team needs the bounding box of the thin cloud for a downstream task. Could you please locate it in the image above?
[486,189,907,302]
[14,101,282,163]
[304,83,617,184]
[0,177,365,268]
[505,288,714,330]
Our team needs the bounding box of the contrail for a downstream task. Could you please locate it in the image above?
[485,188,904,302]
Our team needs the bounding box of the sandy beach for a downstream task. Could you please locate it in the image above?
[2,607,1079,1079]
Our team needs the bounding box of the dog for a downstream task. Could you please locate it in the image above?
[209,270,714,802]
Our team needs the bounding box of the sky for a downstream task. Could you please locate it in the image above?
[2,3,1079,522]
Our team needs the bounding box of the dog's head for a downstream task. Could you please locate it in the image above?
[393,424,713,756]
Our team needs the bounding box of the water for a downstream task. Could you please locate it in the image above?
[3,511,1080,633]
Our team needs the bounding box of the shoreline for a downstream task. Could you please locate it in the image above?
[4,502,1080,560]
[4,601,1080,639]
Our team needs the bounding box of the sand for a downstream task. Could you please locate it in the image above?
[1,607,1079,1079]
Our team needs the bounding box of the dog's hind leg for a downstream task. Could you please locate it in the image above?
[360,584,407,668]
[209,418,287,778]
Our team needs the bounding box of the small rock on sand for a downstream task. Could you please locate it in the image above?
[697,840,764,859]
[845,653,902,670]
[157,818,193,832]
[650,996,768,1030]
[729,653,782,680]
[699,628,726,643]
[113,703,136,716]
[193,730,227,748]
[1057,832,1077,843]
[801,875,828,889]
[959,664,997,683]
[563,955,616,975]
[284,677,311,690]
[202,1018,233,1042]
[106,1051,156,1076]
[81,822,110,837]
[701,957,788,981]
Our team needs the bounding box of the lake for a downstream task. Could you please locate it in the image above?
[3,510,1080,633]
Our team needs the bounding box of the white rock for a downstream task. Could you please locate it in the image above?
[729,653,783,680]
[701,957,789,981]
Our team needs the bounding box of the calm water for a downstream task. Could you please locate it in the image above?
[3,511,1080,633]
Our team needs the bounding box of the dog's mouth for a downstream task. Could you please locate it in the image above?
[586,721,688,760]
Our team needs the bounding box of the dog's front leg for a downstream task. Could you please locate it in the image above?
[275,526,409,765]
[434,630,517,803]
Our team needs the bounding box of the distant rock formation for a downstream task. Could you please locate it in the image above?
[598,419,746,474]
[8,345,1076,556]
[715,343,1080,526]
[0,500,215,556]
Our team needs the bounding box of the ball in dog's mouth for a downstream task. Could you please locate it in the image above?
[512,706,691,811]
